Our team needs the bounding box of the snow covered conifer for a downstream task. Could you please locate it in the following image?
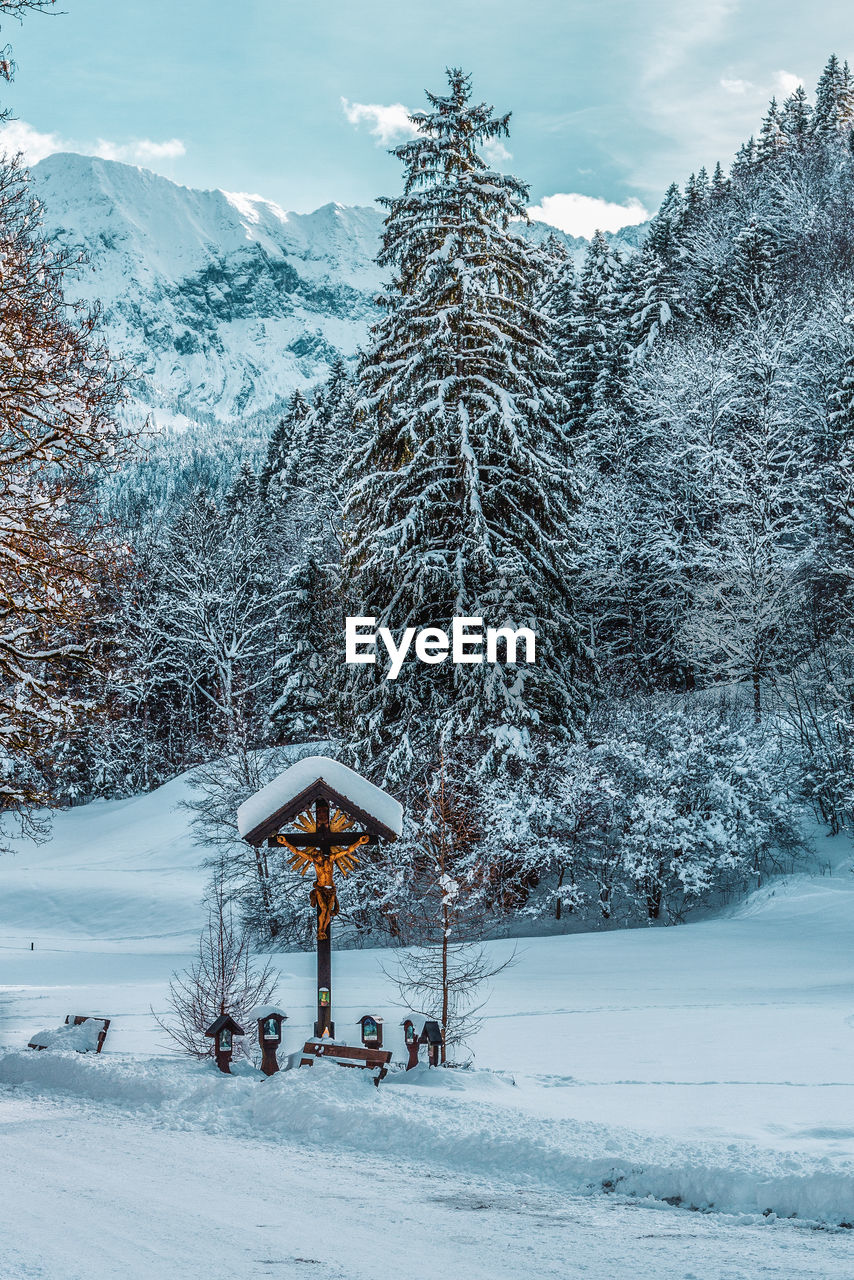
[730,136,758,182]
[537,233,579,372]
[260,390,309,498]
[758,98,788,162]
[812,55,854,140]
[711,161,730,198]
[780,85,812,147]
[566,230,624,427]
[267,363,353,741]
[340,68,593,787]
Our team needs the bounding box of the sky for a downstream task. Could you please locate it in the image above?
[3,0,854,237]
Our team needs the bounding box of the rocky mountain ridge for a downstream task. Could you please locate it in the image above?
[31,152,647,433]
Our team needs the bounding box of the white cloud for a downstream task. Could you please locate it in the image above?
[0,120,65,163]
[0,119,186,167]
[721,76,753,95]
[527,192,649,239]
[721,69,803,99]
[481,137,512,166]
[95,137,186,163]
[773,70,803,97]
[341,98,419,145]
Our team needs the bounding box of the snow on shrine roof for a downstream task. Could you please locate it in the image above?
[236,755,403,843]
[250,1005,288,1022]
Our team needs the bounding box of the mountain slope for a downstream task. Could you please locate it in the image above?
[31,153,647,430]
[31,152,385,422]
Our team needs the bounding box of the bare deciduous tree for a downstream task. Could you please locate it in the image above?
[154,878,278,1060]
[387,940,514,1064]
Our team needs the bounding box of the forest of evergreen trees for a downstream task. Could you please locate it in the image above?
[16,58,854,945]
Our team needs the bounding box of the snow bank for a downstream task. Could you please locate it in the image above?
[237,755,403,840]
[2,1051,852,1227]
[27,1020,103,1052]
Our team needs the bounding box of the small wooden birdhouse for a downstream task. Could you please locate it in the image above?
[205,1014,245,1074]
[252,1005,288,1076]
[357,1014,383,1049]
[401,1018,419,1070]
[419,1020,443,1067]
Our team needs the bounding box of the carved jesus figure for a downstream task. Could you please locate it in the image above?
[275,807,369,940]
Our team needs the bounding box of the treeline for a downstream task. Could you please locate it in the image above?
[26,60,854,940]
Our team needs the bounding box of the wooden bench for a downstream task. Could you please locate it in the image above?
[299,1038,392,1085]
[28,1015,111,1054]
[66,1015,110,1053]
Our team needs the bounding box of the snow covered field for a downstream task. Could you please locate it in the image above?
[1,776,853,1277]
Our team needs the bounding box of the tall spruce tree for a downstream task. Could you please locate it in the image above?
[260,390,309,498]
[566,231,624,427]
[780,85,812,147]
[813,55,854,139]
[339,68,593,788]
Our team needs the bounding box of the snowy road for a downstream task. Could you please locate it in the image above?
[1,1088,852,1280]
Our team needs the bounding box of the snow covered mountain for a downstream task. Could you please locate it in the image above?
[31,153,385,425]
[30,153,647,430]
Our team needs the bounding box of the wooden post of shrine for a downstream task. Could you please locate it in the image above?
[314,797,333,1037]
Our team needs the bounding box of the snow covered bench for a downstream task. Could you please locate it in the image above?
[28,1016,110,1054]
[299,1038,392,1085]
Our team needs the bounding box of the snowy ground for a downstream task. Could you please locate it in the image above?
[1,776,853,1277]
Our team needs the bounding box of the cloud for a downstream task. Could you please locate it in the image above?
[721,76,752,95]
[95,137,186,163]
[774,70,803,97]
[721,69,803,99]
[0,119,186,167]
[0,120,65,163]
[341,98,419,145]
[480,137,512,166]
[527,192,649,239]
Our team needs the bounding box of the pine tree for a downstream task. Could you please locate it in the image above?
[731,136,758,182]
[726,220,781,316]
[813,55,854,139]
[260,390,309,498]
[340,68,593,787]
[648,182,686,256]
[758,98,788,162]
[537,232,579,371]
[627,184,686,356]
[780,85,812,147]
[683,169,711,229]
[266,364,353,741]
[711,161,729,198]
[566,230,624,426]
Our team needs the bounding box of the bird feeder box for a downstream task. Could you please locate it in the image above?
[205,1014,245,1074]
[252,1005,288,1076]
[357,1014,383,1049]
[419,1020,443,1067]
[401,1018,419,1070]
